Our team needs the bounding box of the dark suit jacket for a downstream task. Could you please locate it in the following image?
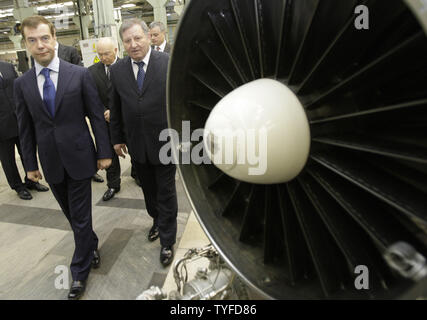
[164,43,171,54]
[109,51,169,164]
[88,58,120,110]
[14,59,112,184]
[30,43,83,67]
[0,61,19,141]
[58,43,83,66]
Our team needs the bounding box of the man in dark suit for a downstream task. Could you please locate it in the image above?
[14,16,112,300]
[149,21,171,54]
[55,41,105,183]
[31,37,103,184]
[128,20,171,185]
[110,18,178,267]
[88,37,121,201]
[0,60,49,200]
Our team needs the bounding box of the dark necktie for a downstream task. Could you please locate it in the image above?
[156,46,160,51]
[41,68,56,118]
[134,61,145,92]
[106,65,111,80]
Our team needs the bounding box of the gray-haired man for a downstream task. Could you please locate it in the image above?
[109,19,178,267]
[149,21,171,53]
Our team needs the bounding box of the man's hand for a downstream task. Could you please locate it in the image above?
[104,110,110,123]
[27,170,43,183]
[114,144,128,159]
[98,158,112,170]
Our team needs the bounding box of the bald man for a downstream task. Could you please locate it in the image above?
[88,38,121,201]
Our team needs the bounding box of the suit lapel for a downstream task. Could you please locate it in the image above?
[165,42,171,54]
[96,62,109,87]
[57,44,66,61]
[108,57,120,86]
[123,57,140,96]
[54,60,76,113]
[140,50,157,96]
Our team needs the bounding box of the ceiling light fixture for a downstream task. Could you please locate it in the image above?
[121,4,136,8]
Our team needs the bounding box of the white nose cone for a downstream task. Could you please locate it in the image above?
[203,79,310,184]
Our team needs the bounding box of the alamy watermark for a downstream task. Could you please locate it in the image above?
[158,121,268,176]
[54,265,69,290]
[53,264,370,291]
[354,265,369,290]
[53,5,71,30]
[355,5,369,30]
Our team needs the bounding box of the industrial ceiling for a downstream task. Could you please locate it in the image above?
[0,0,182,44]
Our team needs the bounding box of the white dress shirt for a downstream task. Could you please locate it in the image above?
[155,40,167,52]
[131,47,152,81]
[35,55,60,99]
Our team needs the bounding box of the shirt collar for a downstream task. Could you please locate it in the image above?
[131,46,152,67]
[105,56,118,68]
[35,54,60,76]
[158,40,166,51]
[110,56,118,66]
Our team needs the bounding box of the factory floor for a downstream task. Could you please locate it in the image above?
[0,150,210,300]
